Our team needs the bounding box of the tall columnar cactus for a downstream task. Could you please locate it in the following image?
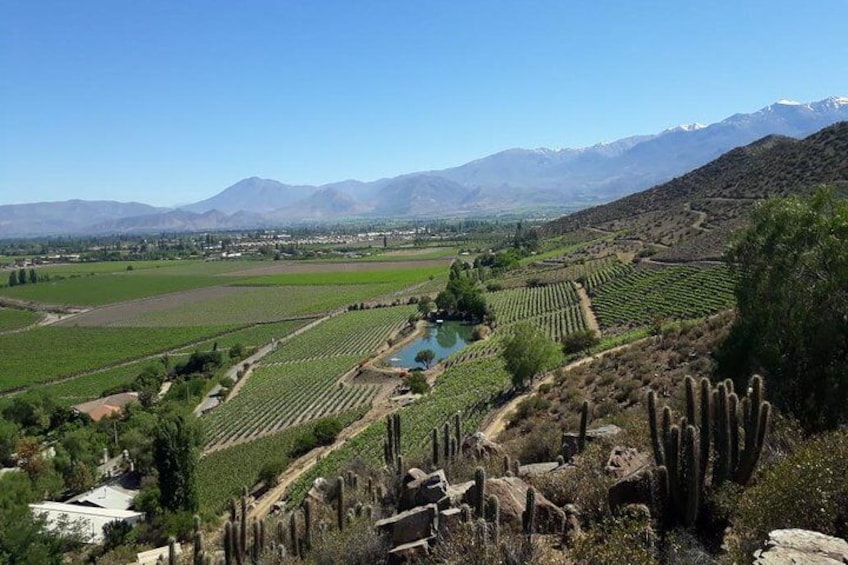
[487,495,500,546]
[239,489,248,561]
[503,455,511,475]
[648,391,664,466]
[168,536,177,565]
[474,467,486,518]
[336,476,345,531]
[454,412,462,450]
[450,437,457,461]
[460,503,472,523]
[682,425,699,528]
[443,422,451,462]
[396,455,404,476]
[224,520,235,565]
[303,498,313,551]
[522,487,537,538]
[578,400,590,453]
[193,516,205,565]
[431,428,439,468]
[252,520,261,564]
[289,512,299,558]
[648,374,772,529]
[275,520,284,546]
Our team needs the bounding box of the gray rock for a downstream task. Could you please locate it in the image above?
[461,432,505,459]
[562,424,622,459]
[375,504,439,547]
[753,529,848,564]
[388,537,431,564]
[399,469,448,511]
[608,467,654,513]
[605,446,651,479]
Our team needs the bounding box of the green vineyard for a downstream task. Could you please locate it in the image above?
[487,281,580,324]
[592,265,735,328]
[203,356,379,450]
[262,306,415,364]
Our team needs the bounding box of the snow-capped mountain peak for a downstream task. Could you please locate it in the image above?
[775,99,802,106]
[664,123,707,133]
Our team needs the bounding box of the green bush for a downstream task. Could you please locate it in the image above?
[513,395,551,422]
[571,512,658,565]
[406,371,429,395]
[258,459,285,487]
[313,416,343,445]
[727,430,848,560]
[562,329,600,355]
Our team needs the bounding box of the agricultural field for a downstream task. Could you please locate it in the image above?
[285,356,511,505]
[203,357,379,450]
[67,285,390,327]
[197,408,367,514]
[487,282,580,325]
[0,307,41,331]
[592,265,736,328]
[263,306,415,364]
[491,255,619,290]
[0,272,233,306]
[0,325,236,392]
[583,260,634,293]
[235,265,445,287]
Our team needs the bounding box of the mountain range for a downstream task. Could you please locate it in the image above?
[2,96,847,237]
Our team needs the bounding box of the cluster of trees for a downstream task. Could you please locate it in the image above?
[6,268,47,287]
[435,262,489,321]
[718,187,848,432]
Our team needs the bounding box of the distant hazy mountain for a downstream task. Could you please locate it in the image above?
[180,177,315,214]
[0,200,165,237]
[3,96,847,236]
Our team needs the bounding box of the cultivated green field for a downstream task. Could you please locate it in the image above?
[111,285,410,327]
[263,306,415,364]
[0,325,236,392]
[0,308,41,331]
[203,357,378,449]
[237,265,445,287]
[593,265,735,328]
[286,356,511,505]
[197,408,367,515]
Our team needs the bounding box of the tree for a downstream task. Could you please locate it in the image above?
[414,349,436,369]
[501,322,560,389]
[561,329,600,355]
[7,271,16,287]
[718,188,848,432]
[17,269,26,285]
[0,418,20,466]
[28,269,37,284]
[153,414,200,512]
[417,296,435,315]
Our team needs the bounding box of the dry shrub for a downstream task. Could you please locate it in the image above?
[307,515,391,565]
[724,430,848,562]
[569,512,658,565]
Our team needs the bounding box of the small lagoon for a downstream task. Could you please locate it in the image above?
[388,321,474,368]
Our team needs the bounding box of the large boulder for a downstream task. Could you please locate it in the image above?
[388,538,431,564]
[399,469,449,511]
[462,476,564,533]
[605,447,651,479]
[562,424,622,460]
[753,529,848,564]
[375,503,439,547]
[518,461,572,478]
[461,432,505,459]
[608,467,654,513]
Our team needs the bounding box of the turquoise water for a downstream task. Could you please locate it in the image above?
[388,322,474,368]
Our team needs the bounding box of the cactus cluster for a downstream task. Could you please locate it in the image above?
[648,375,771,528]
[432,412,465,468]
[384,413,402,470]
[561,401,591,461]
[522,487,537,539]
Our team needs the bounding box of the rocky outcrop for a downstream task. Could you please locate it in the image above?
[461,432,505,459]
[375,504,439,547]
[608,467,654,513]
[561,424,622,459]
[399,469,449,511]
[605,446,651,479]
[753,529,848,564]
[463,476,564,533]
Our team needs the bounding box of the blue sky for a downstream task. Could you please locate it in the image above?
[2,1,847,206]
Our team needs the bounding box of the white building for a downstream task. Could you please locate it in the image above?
[29,501,144,543]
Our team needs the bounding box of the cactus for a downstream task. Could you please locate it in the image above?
[393,413,401,457]
[648,391,664,466]
[252,520,260,563]
[476,518,488,545]
[652,465,669,529]
[503,455,511,475]
[275,520,284,546]
[512,458,521,477]
[443,422,451,462]
[396,455,404,476]
[474,467,486,518]
[193,529,204,565]
[487,495,500,546]
[682,425,699,527]
[336,476,345,531]
[289,512,299,558]
[454,412,462,448]
[648,374,772,529]
[460,503,472,522]
[522,487,537,538]
[450,436,457,460]
[224,521,235,565]
[168,536,177,565]
[431,428,439,467]
[303,498,312,551]
[556,454,565,466]
[578,400,590,453]
[239,489,248,561]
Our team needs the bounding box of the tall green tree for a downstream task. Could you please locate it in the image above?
[17,269,26,286]
[718,188,848,432]
[501,322,560,389]
[7,272,16,287]
[28,269,37,284]
[153,413,200,512]
[414,349,436,369]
